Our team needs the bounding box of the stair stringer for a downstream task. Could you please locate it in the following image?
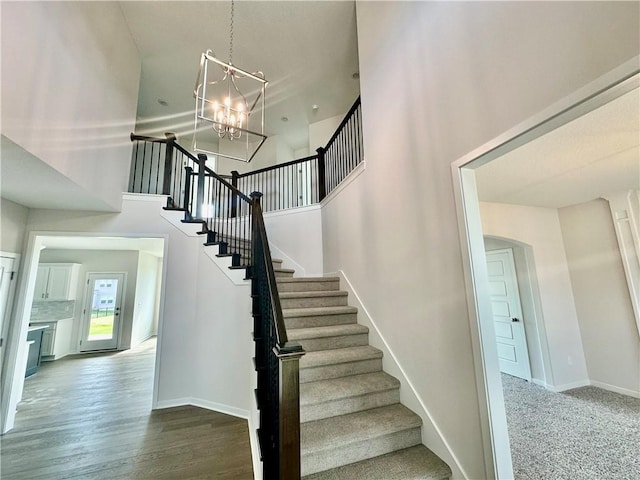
[326,269,468,480]
[159,207,249,286]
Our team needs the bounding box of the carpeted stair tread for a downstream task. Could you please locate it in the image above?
[301,404,421,450]
[301,346,382,369]
[288,324,368,340]
[300,372,400,421]
[283,306,358,318]
[277,276,340,284]
[274,268,295,274]
[280,290,348,299]
[301,404,422,475]
[301,371,399,405]
[302,445,452,480]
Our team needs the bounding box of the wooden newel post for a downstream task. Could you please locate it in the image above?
[163,132,176,196]
[195,153,207,219]
[231,170,240,218]
[276,343,305,480]
[316,147,326,201]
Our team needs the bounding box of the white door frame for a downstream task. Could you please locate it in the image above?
[80,272,127,351]
[451,59,639,479]
[0,232,168,434]
[0,253,20,414]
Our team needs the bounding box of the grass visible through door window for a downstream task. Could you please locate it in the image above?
[89,309,115,340]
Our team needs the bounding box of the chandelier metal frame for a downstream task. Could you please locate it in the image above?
[192,1,268,163]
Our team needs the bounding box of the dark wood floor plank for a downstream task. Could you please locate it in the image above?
[0,338,254,480]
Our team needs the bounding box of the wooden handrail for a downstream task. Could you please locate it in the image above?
[251,192,304,479]
[325,96,361,150]
[237,154,319,178]
[252,193,288,346]
[204,166,252,203]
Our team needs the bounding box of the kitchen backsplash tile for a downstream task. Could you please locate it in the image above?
[31,300,76,321]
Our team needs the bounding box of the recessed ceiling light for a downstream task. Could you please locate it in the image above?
[352,72,360,80]
[281,116,289,122]
[157,99,169,107]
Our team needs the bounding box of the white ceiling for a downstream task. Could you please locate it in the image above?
[120,1,361,151]
[475,86,640,209]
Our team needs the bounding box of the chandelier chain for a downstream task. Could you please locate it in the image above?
[229,0,234,64]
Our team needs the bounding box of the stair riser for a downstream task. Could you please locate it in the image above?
[275,270,295,278]
[301,427,422,476]
[277,281,340,292]
[284,312,357,329]
[301,389,400,423]
[295,334,369,352]
[300,358,382,384]
[281,296,347,309]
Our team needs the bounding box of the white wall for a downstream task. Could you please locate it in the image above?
[326,2,640,478]
[1,2,140,211]
[6,195,253,423]
[191,247,253,413]
[0,198,28,255]
[264,206,323,276]
[559,198,640,396]
[480,202,589,388]
[132,251,162,347]
[38,249,140,352]
[309,113,344,153]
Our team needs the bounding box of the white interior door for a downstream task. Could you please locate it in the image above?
[486,248,532,380]
[0,256,17,381]
[80,273,125,352]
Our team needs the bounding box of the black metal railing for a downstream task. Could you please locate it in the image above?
[128,134,304,479]
[129,133,200,210]
[202,163,254,267]
[234,96,362,213]
[251,193,304,480]
[319,96,363,196]
[234,155,320,213]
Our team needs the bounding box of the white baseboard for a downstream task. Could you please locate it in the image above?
[329,270,468,480]
[528,378,639,399]
[590,380,640,399]
[531,378,547,388]
[546,379,591,393]
[154,397,249,419]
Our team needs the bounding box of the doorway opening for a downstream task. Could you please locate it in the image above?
[1,234,167,434]
[453,67,639,478]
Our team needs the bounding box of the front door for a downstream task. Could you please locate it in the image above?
[486,248,532,380]
[80,273,125,351]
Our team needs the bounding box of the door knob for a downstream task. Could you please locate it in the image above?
[511,317,520,323]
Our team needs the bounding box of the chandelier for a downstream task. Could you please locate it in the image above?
[193,0,268,163]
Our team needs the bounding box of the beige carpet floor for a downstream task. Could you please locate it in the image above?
[502,374,640,480]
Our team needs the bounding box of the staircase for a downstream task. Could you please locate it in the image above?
[276,271,452,479]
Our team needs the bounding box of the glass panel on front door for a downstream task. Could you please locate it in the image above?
[88,278,119,341]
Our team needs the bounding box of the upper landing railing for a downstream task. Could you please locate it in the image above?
[232,96,363,212]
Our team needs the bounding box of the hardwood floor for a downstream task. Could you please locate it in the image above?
[0,338,254,479]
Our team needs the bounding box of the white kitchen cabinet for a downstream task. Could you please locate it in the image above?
[33,264,80,301]
[30,317,73,360]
